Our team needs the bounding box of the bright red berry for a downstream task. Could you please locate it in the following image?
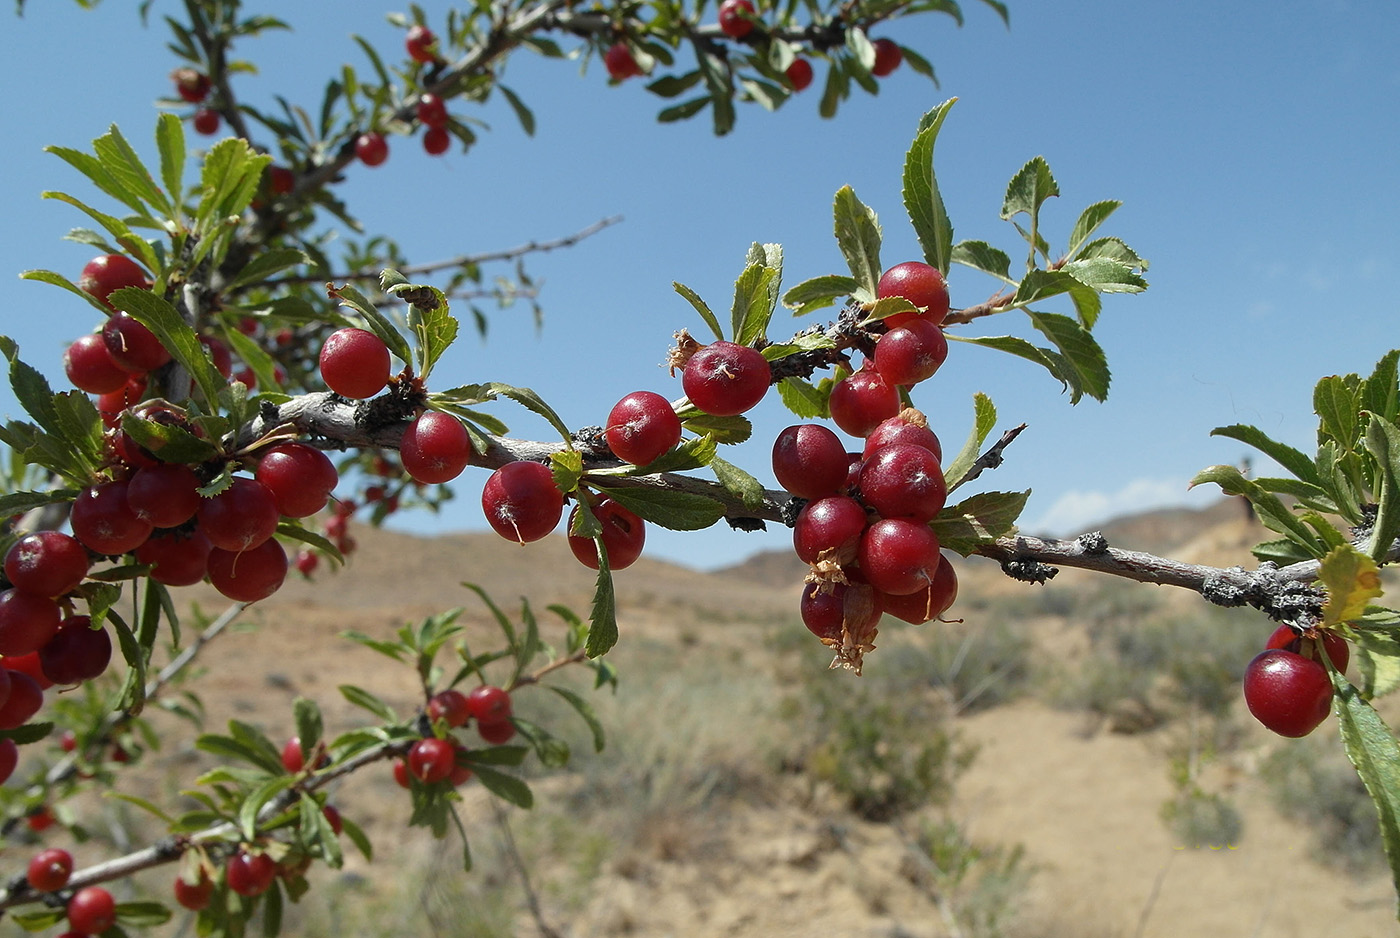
[206,538,288,603]
[800,581,880,643]
[102,312,171,373]
[174,870,215,911]
[38,616,111,685]
[772,424,849,500]
[1265,624,1349,673]
[858,518,942,596]
[481,462,564,543]
[26,804,55,831]
[267,165,295,196]
[319,327,391,398]
[226,851,277,897]
[79,254,150,308]
[71,480,153,556]
[417,93,449,128]
[877,557,958,624]
[192,107,221,135]
[605,391,682,465]
[785,58,814,92]
[354,132,389,167]
[718,0,756,38]
[127,463,202,528]
[793,496,867,565]
[400,411,473,485]
[858,443,947,523]
[4,533,89,598]
[863,410,943,463]
[64,334,131,395]
[467,684,512,724]
[197,477,280,552]
[0,589,63,657]
[682,341,770,416]
[567,498,646,570]
[135,529,212,587]
[874,318,948,387]
[405,24,438,63]
[2,652,53,690]
[27,847,73,892]
[281,736,307,773]
[407,737,456,783]
[827,366,900,438]
[294,550,319,578]
[1243,648,1333,737]
[876,261,949,327]
[603,42,643,80]
[257,443,340,517]
[478,718,516,745]
[870,38,902,77]
[67,886,117,934]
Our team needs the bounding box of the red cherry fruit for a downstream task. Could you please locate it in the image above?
[355,132,390,167]
[407,737,456,783]
[64,334,131,395]
[4,532,89,598]
[0,589,62,657]
[467,684,512,725]
[479,718,516,745]
[718,0,756,38]
[127,463,202,528]
[174,870,215,911]
[405,24,438,63]
[427,689,470,727]
[393,759,411,788]
[192,107,221,135]
[2,652,53,690]
[858,443,947,523]
[319,327,391,399]
[793,496,867,565]
[605,391,682,465]
[772,424,849,500]
[827,366,900,438]
[322,803,344,835]
[858,518,942,595]
[1243,648,1333,737]
[102,312,171,373]
[96,375,147,426]
[863,410,943,463]
[267,165,295,196]
[257,442,340,517]
[682,341,771,416]
[567,498,646,570]
[206,538,288,603]
[198,477,279,552]
[26,804,55,831]
[785,58,814,92]
[870,38,902,77]
[27,847,73,892]
[171,67,211,103]
[67,886,117,934]
[876,261,949,328]
[39,616,111,685]
[71,480,153,556]
[878,557,958,624]
[417,93,449,128]
[79,254,150,308]
[423,126,451,156]
[1265,624,1349,673]
[874,318,948,387]
[135,529,212,587]
[604,42,642,80]
[226,850,277,897]
[400,411,473,485]
[0,739,16,783]
[295,550,319,578]
[481,462,564,543]
[449,747,474,786]
[800,581,881,643]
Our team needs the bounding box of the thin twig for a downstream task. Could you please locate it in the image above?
[492,800,565,938]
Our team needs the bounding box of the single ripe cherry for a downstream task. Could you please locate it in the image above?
[102,312,171,373]
[417,93,449,128]
[870,38,903,77]
[605,391,682,465]
[408,737,456,784]
[135,529,212,587]
[858,443,947,523]
[863,410,942,463]
[38,616,111,685]
[682,341,771,416]
[800,581,880,643]
[874,318,948,387]
[257,442,340,517]
[718,0,756,38]
[319,327,391,398]
[4,532,89,598]
[400,411,473,485]
[79,254,150,308]
[206,538,288,603]
[174,870,215,911]
[70,480,153,556]
[2,652,53,690]
[858,518,942,596]
[226,850,277,897]
[267,165,296,196]
[428,689,470,727]
[478,718,516,745]
[785,58,814,92]
[0,671,43,729]
[772,424,849,500]
[567,498,646,570]
[604,42,643,80]
[355,132,389,167]
[827,366,900,438]
[466,684,512,725]
[67,886,117,934]
[192,107,221,135]
[0,590,62,658]
[1243,648,1333,737]
[482,462,564,543]
[405,24,438,63]
[27,847,73,892]
[793,496,867,565]
[197,476,280,552]
[127,463,202,528]
[64,334,131,395]
[876,261,949,327]
[423,126,451,156]
[171,67,212,103]
[878,557,958,624]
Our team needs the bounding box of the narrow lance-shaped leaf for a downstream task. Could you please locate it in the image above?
[1210,424,1322,486]
[674,281,725,341]
[902,99,957,273]
[943,392,997,491]
[731,262,779,347]
[110,286,226,406]
[1189,464,1326,557]
[833,185,882,300]
[1366,414,1400,562]
[154,112,186,217]
[1027,311,1111,403]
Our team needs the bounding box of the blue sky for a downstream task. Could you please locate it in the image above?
[1,1,1397,569]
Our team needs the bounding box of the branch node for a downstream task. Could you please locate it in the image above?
[727,516,767,532]
[1201,571,1249,607]
[1001,558,1058,584]
[1077,531,1109,554]
[780,496,807,528]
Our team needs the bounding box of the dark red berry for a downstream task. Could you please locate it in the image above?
[482,462,563,543]
[793,496,867,565]
[772,424,849,500]
[605,391,682,465]
[0,590,62,657]
[354,132,389,167]
[785,58,814,92]
[201,334,233,377]
[718,0,756,38]
[604,42,642,80]
[197,477,279,552]
[870,38,902,77]
[192,107,221,135]
[206,538,288,603]
[863,410,943,463]
[127,463,202,528]
[467,684,512,724]
[319,327,391,398]
[67,886,117,934]
[257,442,340,517]
[174,871,214,911]
[322,803,344,835]
[0,739,17,783]
[478,718,516,745]
[874,318,947,386]
[428,689,470,727]
[135,529,212,587]
[26,804,55,831]
[171,68,211,103]
[4,533,89,598]
[405,24,438,63]
[877,557,958,624]
[64,334,130,395]
[423,126,450,156]
[27,848,73,891]
[567,498,646,570]
[102,312,171,373]
[400,411,473,485]
[226,851,277,897]
[876,262,948,327]
[417,94,449,128]
[682,341,770,416]
[800,581,880,643]
[267,165,295,196]
[858,443,947,523]
[38,616,111,685]
[1243,648,1333,737]
[408,737,456,783]
[857,518,942,596]
[827,366,900,438]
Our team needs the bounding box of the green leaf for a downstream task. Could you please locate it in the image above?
[485,383,573,447]
[155,112,186,213]
[1354,629,1400,699]
[730,262,779,347]
[224,247,309,291]
[1060,257,1147,294]
[647,71,704,98]
[1026,311,1111,403]
[710,455,764,509]
[931,490,1029,556]
[591,484,727,531]
[470,764,534,808]
[513,718,571,768]
[293,697,323,756]
[678,411,752,446]
[115,902,174,928]
[548,685,606,752]
[10,908,66,931]
[42,191,155,269]
[340,814,374,861]
[1189,464,1326,557]
[94,123,172,217]
[19,268,113,315]
[943,392,997,491]
[120,412,219,465]
[384,274,457,382]
[1209,424,1321,486]
[782,274,859,316]
[658,95,710,123]
[0,722,53,744]
[674,281,725,341]
[1001,155,1059,222]
[901,99,957,274]
[239,776,296,840]
[339,684,398,723]
[777,376,827,419]
[1315,374,1364,450]
[0,489,78,517]
[1330,668,1400,919]
[950,241,1012,283]
[1366,414,1400,562]
[584,556,618,659]
[949,334,1064,392]
[1066,200,1121,258]
[1363,350,1399,424]
[109,286,226,406]
[832,185,882,299]
[497,84,536,136]
[1319,544,1384,627]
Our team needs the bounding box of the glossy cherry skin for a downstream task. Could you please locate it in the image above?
[1243,648,1333,737]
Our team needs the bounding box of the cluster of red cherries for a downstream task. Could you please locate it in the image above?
[777,261,958,670]
[602,0,903,91]
[1243,623,1348,737]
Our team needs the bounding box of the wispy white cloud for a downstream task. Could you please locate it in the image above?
[1022,478,1199,537]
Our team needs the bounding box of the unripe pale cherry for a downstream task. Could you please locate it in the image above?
[319,327,391,398]
[4,532,89,598]
[482,461,564,543]
[605,391,682,465]
[682,341,771,416]
[827,366,900,438]
[772,424,849,500]
[877,261,949,327]
[400,411,473,484]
